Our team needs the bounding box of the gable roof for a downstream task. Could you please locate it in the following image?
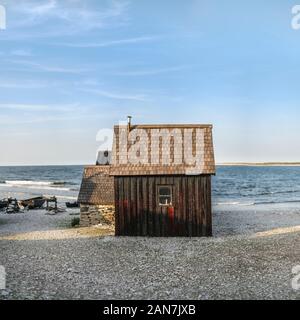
[110,124,215,176]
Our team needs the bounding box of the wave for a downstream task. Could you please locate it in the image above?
[216,199,300,207]
[255,190,300,196]
[253,199,300,205]
[2,180,52,186]
[44,194,78,201]
[215,201,241,206]
[215,201,255,206]
[213,189,300,198]
[0,180,75,191]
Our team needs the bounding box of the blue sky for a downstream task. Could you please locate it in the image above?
[0,0,300,165]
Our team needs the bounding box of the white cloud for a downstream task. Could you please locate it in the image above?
[11,49,33,57]
[3,0,130,38]
[8,59,90,74]
[0,103,79,112]
[59,36,160,48]
[0,79,48,89]
[0,102,99,126]
[114,65,192,76]
[82,88,147,101]
[0,111,109,126]
[24,0,57,15]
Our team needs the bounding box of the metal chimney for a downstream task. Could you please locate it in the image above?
[127,116,132,131]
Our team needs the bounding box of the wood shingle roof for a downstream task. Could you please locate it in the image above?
[110,124,215,176]
[78,166,114,205]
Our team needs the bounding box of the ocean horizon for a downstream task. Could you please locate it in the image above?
[1,164,300,209]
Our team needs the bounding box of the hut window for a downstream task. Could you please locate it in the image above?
[158,186,172,206]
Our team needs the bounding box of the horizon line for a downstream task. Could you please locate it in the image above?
[1,161,300,167]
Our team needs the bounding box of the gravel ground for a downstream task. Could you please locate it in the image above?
[1,205,300,300]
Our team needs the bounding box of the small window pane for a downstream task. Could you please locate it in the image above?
[158,186,172,206]
[159,187,171,196]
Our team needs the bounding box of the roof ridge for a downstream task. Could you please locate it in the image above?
[114,124,213,129]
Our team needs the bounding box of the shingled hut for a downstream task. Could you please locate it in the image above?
[78,151,115,227]
[110,120,215,237]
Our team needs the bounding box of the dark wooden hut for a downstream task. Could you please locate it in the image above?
[110,122,215,237]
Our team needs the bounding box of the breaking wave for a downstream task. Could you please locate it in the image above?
[215,199,300,207]
[0,180,72,191]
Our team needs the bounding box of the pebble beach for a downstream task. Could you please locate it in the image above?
[1,203,300,300]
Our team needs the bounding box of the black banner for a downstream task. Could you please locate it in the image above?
[0,300,296,319]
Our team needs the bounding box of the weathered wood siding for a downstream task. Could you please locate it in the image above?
[114,175,212,237]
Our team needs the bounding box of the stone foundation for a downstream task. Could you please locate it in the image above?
[80,204,115,227]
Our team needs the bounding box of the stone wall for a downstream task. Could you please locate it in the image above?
[80,204,115,227]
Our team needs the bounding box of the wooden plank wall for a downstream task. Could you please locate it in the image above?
[115,175,212,237]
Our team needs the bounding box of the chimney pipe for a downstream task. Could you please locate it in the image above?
[127,116,132,131]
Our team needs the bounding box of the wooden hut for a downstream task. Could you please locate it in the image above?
[110,121,215,237]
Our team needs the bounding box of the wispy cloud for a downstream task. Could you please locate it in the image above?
[58,36,161,48]
[82,88,147,101]
[2,0,130,38]
[23,0,57,16]
[0,103,80,112]
[0,79,49,89]
[0,102,99,125]
[8,59,90,74]
[114,65,192,76]
[11,49,33,57]
[0,109,109,126]
[0,114,79,126]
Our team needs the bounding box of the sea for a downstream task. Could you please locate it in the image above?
[0,166,82,204]
[0,165,300,209]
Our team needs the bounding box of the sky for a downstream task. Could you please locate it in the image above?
[0,0,300,165]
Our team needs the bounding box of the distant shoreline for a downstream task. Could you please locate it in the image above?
[0,163,300,167]
[217,162,300,167]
